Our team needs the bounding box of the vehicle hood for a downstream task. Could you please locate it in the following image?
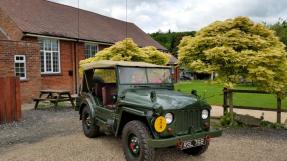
[121,89,204,110]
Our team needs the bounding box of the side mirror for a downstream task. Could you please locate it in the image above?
[191,89,198,96]
[112,95,118,103]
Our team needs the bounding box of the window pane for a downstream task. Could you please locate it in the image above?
[39,40,44,50]
[84,49,90,59]
[15,67,20,73]
[52,52,59,72]
[90,50,95,57]
[91,45,96,51]
[84,44,90,58]
[84,43,97,58]
[15,61,26,79]
[94,69,116,83]
[44,39,51,51]
[147,68,172,84]
[40,39,60,73]
[46,52,52,72]
[118,67,147,84]
[52,40,58,51]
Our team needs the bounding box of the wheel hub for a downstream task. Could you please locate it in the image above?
[85,114,91,127]
[128,135,140,156]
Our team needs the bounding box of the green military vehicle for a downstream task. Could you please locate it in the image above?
[76,60,222,161]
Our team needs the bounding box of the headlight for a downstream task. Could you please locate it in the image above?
[165,113,173,124]
[201,109,209,119]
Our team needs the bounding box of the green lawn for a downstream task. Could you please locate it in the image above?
[175,80,287,110]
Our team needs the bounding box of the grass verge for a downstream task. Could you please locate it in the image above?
[175,80,287,110]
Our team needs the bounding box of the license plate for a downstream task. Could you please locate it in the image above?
[180,138,206,150]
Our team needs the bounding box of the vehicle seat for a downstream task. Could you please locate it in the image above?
[96,84,104,98]
[102,83,117,109]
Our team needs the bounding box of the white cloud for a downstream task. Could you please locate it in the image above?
[49,0,287,33]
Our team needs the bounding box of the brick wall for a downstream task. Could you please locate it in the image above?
[21,37,85,94]
[0,40,41,103]
[98,44,110,51]
[0,36,112,104]
[40,40,85,93]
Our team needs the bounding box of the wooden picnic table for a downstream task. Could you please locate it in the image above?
[33,89,75,110]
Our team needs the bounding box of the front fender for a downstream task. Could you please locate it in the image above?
[115,107,152,136]
[79,93,99,119]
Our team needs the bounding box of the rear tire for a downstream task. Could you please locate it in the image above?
[82,106,100,138]
[183,142,209,156]
[122,120,155,161]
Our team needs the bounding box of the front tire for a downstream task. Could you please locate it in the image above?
[183,142,209,156]
[122,120,155,161]
[82,106,100,138]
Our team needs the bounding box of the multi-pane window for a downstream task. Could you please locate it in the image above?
[14,55,26,80]
[39,38,60,73]
[84,43,98,58]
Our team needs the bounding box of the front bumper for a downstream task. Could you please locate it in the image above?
[147,128,222,148]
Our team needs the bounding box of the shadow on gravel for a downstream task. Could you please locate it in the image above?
[0,107,81,152]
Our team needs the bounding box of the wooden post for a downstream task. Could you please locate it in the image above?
[223,88,228,113]
[15,78,21,121]
[276,94,281,124]
[229,90,234,124]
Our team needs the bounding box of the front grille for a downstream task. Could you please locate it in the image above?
[174,109,202,135]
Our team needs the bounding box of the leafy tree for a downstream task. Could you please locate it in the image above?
[178,17,287,96]
[141,46,169,65]
[150,31,195,57]
[269,19,287,49]
[80,38,169,73]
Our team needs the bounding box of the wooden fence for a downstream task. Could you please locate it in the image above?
[0,77,21,123]
[223,88,286,123]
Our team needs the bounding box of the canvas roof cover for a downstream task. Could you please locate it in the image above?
[81,60,169,70]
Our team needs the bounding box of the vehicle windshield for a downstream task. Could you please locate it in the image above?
[93,69,116,83]
[118,67,172,84]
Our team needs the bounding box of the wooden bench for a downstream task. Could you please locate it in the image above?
[33,90,75,110]
[33,98,47,109]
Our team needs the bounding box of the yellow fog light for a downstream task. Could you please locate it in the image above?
[154,116,167,133]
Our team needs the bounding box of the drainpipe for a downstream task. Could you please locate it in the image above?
[72,42,76,94]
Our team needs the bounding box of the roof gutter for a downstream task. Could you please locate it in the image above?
[24,33,167,51]
[24,33,113,45]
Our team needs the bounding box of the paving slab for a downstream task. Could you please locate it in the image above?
[211,105,287,123]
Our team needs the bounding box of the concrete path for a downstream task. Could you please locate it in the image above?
[23,103,287,124]
[211,105,287,124]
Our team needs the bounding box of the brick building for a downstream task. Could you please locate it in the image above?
[0,40,41,103]
[0,0,175,103]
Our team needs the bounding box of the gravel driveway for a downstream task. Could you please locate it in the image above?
[0,107,287,161]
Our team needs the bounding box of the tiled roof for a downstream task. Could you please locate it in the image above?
[0,0,167,50]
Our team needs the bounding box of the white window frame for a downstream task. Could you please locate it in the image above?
[84,43,99,59]
[39,38,61,74]
[14,55,27,80]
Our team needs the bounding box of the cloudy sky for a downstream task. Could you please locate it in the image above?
[49,0,287,33]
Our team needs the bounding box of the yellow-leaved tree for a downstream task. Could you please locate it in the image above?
[80,38,169,66]
[178,17,287,96]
